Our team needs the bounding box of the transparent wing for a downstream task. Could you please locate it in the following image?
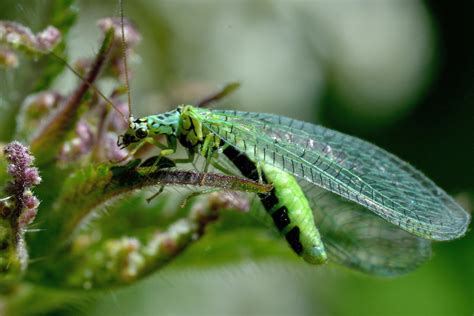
[215,148,431,274]
[298,180,431,276]
[201,109,470,240]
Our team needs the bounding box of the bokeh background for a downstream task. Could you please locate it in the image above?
[1,0,473,315]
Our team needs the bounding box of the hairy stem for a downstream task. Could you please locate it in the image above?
[49,163,271,248]
[30,29,114,165]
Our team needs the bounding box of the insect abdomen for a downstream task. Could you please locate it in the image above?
[223,146,327,264]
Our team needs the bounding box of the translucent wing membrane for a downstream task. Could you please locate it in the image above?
[200,109,470,241]
[218,147,431,274]
[298,181,431,275]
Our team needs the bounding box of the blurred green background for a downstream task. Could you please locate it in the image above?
[1,0,473,315]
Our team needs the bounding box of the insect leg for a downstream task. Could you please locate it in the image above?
[158,135,177,157]
[201,133,217,173]
[174,150,196,164]
[115,137,160,162]
[200,133,213,157]
[255,160,264,183]
[146,185,165,203]
[180,189,223,208]
[143,136,182,174]
[210,159,235,175]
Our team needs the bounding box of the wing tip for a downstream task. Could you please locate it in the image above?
[432,209,471,241]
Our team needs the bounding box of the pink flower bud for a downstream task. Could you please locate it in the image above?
[3,141,41,228]
[23,193,39,209]
[18,208,38,227]
[37,26,61,52]
[24,167,41,187]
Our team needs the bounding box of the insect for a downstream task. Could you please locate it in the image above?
[71,0,470,273]
[117,103,470,268]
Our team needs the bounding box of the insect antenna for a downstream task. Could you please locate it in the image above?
[50,51,128,124]
[119,0,133,119]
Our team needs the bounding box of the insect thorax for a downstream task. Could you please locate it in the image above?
[177,105,221,153]
[145,110,180,136]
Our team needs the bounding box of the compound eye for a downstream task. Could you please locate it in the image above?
[122,134,132,145]
[136,128,148,139]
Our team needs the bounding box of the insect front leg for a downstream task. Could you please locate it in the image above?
[127,135,173,158]
[135,136,178,174]
[116,137,163,162]
[140,136,181,202]
[158,135,178,157]
[162,135,196,165]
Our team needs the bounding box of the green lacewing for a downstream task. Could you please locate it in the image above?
[68,0,471,273]
[118,106,469,261]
